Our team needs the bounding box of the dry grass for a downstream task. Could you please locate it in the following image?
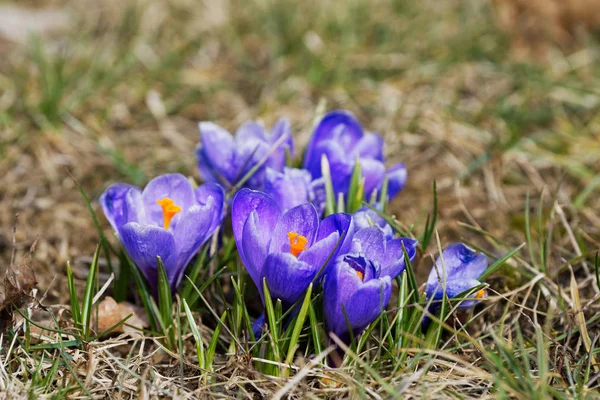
[1,0,600,398]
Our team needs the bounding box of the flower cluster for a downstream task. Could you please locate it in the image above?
[100,110,489,362]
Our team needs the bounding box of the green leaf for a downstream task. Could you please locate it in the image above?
[81,244,100,339]
[206,311,227,370]
[66,261,81,330]
[285,283,313,366]
[346,160,362,213]
[157,256,175,347]
[183,299,205,370]
[263,279,281,362]
[479,243,525,280]
[321,155,336,216]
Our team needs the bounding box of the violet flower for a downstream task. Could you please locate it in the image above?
[231,188,353,310]
[303,110,407,200]
[100,173,224,293]
[323,254,392,344]
[353,206,394,240]
[196,119,293,191]
[349,226,418,279]
[264,167,326,214]
[423,243,488,329]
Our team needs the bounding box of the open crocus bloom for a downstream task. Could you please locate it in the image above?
[264,167,326,214]
[232,188,353,309]
[323,254,392,343]
[302,110,407,200]
[423,243,488,329]
[196,119,293,191]
[100,173,225,293]
[349,226,418,279]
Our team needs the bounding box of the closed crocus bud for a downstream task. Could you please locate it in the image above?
[323,254,392,345]
[302,110,407,201]
[423,243,488,330]
[196,119,293,191]
[264,167,326,214]
[100,174,225,293]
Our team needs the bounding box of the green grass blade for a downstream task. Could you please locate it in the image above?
[66,261,81,330]
[183,299,205,370]
[285,283,312,366]
[321,155,336,216]
[81,243,100,339]
[157,256,175,347]
[479,243,525,280]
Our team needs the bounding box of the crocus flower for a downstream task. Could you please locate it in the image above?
[196,119,293,191]
[303,110,407,200]
[349,226,418,279]
[100,173,225,293]
[231,189,353,310]
[423,243,488,329]
[323,254,392,344]
[353,206,394,240]
[264,167,326,214]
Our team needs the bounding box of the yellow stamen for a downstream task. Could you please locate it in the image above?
[475,289,485,299]
[356,270,364,281]
[287,232,308,257]
[156,197,182,229]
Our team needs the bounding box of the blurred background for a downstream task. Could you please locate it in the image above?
[1,0,599,301]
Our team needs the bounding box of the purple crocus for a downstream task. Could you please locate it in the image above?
[100,173,225,293]
[196,119,293,191]
[231,188,353,309]
[423,243,488,329]
[353,206,394,240]
[349,226,418,279]
[303,110,407,200]
[323,254,392,344]
[264,167,326,214]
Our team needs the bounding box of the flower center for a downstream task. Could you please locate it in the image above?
[287,232,308,257]
[475,289,485,299]
[356,270,364,281]
[156,197,182,229]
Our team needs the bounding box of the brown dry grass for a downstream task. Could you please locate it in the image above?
[1,0,600,398]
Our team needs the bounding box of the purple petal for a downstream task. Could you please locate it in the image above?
[353,133,384,161]
[360,158,386,199]
[387,163,407,199]
[269,203,319,253]
[120,222,178,291]
[264,168,311,212]
[426,243,488,292]
[270,118,294,161]
[342,276,392,336]
[351,226,386,264]
[197,122,237,185]
[171,198,220,289]
[235,121,267,143]
[298,231,340,278]
[141,174,196,229]
[353,207,393,240]
[261,252,318,308]
[100,184,143,232]
[303,110,364,176]
[241,210,270,288]
[317,213,354,255]
[195,183,225,232]
[379,237,418,279]
[231,188,280,242]
[232,189,281,273]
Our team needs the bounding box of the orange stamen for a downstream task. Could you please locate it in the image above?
[287,232,308,257]
[156,197,182,229]
[475,289,485,299]
[356,270,364,281]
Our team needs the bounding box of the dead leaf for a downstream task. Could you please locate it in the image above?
[96,296,147,338]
